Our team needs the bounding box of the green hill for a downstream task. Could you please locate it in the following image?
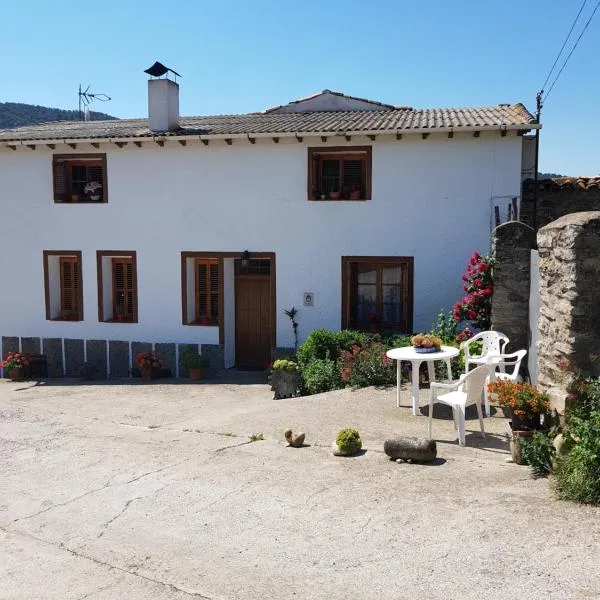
[0,102,117,129]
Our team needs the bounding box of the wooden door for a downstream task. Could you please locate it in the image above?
[235,276,272,369]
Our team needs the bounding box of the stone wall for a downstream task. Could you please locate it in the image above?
[491,221,536,359]
[521,177,600,231]
[537,211,600,412]
[1,336,224,380]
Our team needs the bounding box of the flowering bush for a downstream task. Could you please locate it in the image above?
[84,181,102,195]
[340,338,395,388]
[135,351,164,372]
[453,251,494,331]
[1,352,31,370]
[487,380,550,417]
[411,333,442,350]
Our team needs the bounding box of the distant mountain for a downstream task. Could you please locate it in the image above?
[0,102,117,129]
[538,172,565,179]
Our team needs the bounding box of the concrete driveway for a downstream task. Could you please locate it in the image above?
[1,373,599,600]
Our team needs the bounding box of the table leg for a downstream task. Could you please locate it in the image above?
[427,361,435,384]
[412,360,421,416]
[445,359,453,381]
[396,360,401,408]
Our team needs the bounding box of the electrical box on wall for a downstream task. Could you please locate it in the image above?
[303,292,314,307]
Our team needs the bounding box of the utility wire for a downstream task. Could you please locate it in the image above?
[540,0,588,94]
[544,0,600,102]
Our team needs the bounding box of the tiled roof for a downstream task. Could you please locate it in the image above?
[0,103,537,142]
[541,177,600,191]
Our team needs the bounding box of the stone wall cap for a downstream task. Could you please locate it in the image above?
[538,211,600,231]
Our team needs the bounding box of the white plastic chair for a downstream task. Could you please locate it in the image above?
[428,364,492,446]
[463,331,509,373]
[484,349,527,416]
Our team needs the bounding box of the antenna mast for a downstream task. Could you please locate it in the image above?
[78,85,111,120]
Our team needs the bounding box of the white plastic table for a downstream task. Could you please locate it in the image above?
[386,345,460,416]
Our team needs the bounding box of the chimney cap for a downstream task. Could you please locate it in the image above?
[144,61,181,79]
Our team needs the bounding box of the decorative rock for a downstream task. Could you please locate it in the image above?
[383,436,437,462]
[284,429,305,447]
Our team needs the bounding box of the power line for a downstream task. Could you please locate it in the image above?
[540,0,588,94]
[544,0,600,102]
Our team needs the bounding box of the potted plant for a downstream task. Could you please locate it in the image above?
[1,352,31,381]
[320,192,326,200]
[115,313,128,323]
[135,350,164,380]
[60,309,76,321]
[84,181,102,202]
[182,352,209,380]
[332,428,363,456]
[487,380,550,432]
[70,193,80,203]
[411,333,442,353]
[349,183,361,200]
[329,189,341,200]
[268,359,301,399]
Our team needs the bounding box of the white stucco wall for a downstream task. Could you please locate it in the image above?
[0,132,522,354]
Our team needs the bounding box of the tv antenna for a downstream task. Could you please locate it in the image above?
[78,84,111,120]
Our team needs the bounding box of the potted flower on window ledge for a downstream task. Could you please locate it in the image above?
[135,350,164,380]
[329,188,341,200]
[60,309,77,321]
[349,183,361,200]
[182,352,209,380]
[1,352,31,381]
[84,181,102,202]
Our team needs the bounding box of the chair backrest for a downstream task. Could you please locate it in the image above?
[479,331,509,357]
[487,349,527,381]
[463,364,492,405]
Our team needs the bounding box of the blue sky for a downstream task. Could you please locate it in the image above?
[2,0,599,175]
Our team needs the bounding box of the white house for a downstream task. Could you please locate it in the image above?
[0,74,539,377]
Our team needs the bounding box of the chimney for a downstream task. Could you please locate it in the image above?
[148,78,179,132]
[144,62,182,132]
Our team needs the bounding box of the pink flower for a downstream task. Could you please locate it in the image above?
[478,263,489,273]
[468,310,477,320]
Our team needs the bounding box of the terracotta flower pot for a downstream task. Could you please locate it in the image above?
[189,367,204,381]
[350,190,361,200]
[8,368,24,382]
[329,191,341,200]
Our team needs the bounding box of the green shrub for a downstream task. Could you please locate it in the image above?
[520,430,556,477]
[182,352,209,369]
[336,428,362,454]
[301,358,343,395]
[552,409,600,504]
[340,339,395,388]
[297,329,368,367]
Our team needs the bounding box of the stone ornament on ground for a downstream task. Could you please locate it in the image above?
[383,436,437,463]
[284,429,305,447]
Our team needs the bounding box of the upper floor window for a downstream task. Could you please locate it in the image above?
[308,146,372,201]
[53,154,107,203]
[43,251,83,321]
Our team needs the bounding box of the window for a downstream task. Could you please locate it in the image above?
[181,253,222,328]
[53,154,107,203]
[96,251,137,322]
[308,146,372,200]
[342,257,413,333]
[43,251,83,321]
[195,259,219,325]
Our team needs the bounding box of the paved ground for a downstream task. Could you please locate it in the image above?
[1,372,599,600]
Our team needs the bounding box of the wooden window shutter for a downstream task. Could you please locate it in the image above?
[112,258,136,321]
[195,259,219,324]
[60,257,80,318]
[312,154,321,198]
[53,160,67,202]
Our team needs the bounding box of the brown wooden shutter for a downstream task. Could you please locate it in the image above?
[60,257,80,319]
[195,259,219,324]
[53,159,67,202]
[112,258,136,321]
[312,155,321,198]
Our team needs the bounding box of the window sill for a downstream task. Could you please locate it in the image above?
[50,317,83,322]
[309,198,370,202]
[55,201,107,205]
[105,319,137,324]
[184,320,219,327]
